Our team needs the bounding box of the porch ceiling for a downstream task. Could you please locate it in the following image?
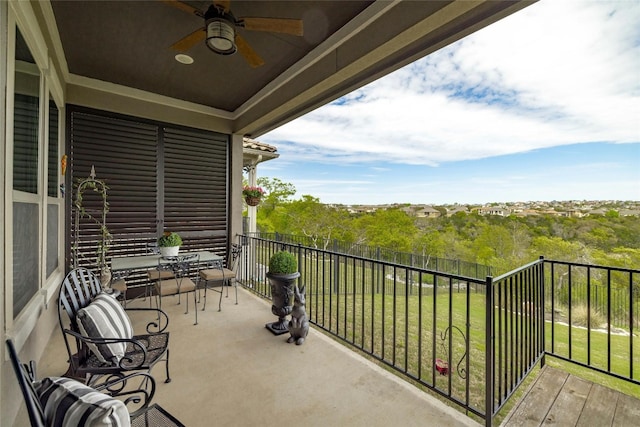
[46,0,533,137]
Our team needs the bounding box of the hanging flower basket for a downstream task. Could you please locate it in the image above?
[242,185,265,207]
[245,196,261,206]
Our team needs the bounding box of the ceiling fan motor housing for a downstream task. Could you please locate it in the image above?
[205,6,237,55]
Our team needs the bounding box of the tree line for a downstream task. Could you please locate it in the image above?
[252,177,640,276]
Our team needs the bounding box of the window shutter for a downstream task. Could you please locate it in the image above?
[163,127,228,254]
[70,110,159,269]
[68,107,230,290]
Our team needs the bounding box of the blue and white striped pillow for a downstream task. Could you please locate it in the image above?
[36,377,130,427]
[76,293,134,363]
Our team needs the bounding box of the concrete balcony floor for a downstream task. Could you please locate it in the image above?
[36,286,479,427]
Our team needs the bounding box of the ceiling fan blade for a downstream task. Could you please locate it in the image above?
[235,34,265,68]
[214,0,231,13]
[241,17,303,36]
[170,28,205,51]
[161,0,203,17]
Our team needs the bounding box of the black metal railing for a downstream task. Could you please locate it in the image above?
[487,259,546,421]
[544,259,638,384]
[245,232,493,280]
[236,234,639,427]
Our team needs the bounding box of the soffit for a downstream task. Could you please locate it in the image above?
[45,0,534,137]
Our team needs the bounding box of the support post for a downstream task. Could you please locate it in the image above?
[485,275,494,427]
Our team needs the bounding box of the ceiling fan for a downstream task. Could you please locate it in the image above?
[163,0,304,68]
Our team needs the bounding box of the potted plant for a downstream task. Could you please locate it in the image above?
[157,232,182,256]
[265,251,300,335]
[242,185,265,206]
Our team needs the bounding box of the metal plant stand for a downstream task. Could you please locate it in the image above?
[73,166,112,287]
[435,325,468,379]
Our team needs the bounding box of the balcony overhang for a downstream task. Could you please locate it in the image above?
[38,0,535,137]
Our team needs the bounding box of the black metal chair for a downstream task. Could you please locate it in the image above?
[198,243,242,312]
[154,254,200,325]
[146,241,174,305]
[5,339,185,427]
[58,268,171,386]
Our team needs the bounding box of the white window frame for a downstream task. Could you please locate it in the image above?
[4,2,65,351]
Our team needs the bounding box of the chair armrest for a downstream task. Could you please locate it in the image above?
[124,307,170,334]
[61,328,149,370]
[94,371,156,418]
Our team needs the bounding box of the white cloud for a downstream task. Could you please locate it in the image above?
[262,0,640,166]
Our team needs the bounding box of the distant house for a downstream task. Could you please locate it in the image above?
[415,206,441,218]
[565,209,585,218]
[478,207,511,216]
[619,209,640,217]
[587,208,607,216]
[447,206,469,216]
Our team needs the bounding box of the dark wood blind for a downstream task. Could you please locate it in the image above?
[163,127,229,254]
[68,107,229,286]
[48,100,59,197]
[13,93,39,193]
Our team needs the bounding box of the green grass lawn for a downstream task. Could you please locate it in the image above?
[250,248,638,422]
[306,288,639,418]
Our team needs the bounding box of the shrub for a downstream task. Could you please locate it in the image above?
[268,251,298,274]
[572,304,605,329]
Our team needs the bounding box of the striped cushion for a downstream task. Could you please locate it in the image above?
[76,293,134,363]
[35,377,130,427]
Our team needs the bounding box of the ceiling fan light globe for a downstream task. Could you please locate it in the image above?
[206,19,236,55]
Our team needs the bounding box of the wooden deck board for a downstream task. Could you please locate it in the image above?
[502,366,640,427]
[613,393,640,427]
[543,375,589,426]
[502,367,568,426]
[576,383,617,427]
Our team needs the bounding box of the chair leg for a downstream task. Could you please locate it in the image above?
[218,282,223,312]
[193,291,198,325]
[164,348,171,383]
[201,281,208,311]
[155,292,163,329]
[234,279,238,305]
[148,282,153,308]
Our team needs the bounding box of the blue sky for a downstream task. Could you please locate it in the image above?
[259,0,640,205]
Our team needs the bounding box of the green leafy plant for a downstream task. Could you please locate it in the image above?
[268,251,298,274]
[158,232,182,247]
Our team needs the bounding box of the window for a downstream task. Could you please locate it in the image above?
[12,26,41,316]
[46,97,61,277]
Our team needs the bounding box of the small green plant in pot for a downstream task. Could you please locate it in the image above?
[158,232,182,256]
[265,251,300,335]
[268,251,298,276]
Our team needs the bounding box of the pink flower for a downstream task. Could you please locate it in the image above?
[242,185,265,198]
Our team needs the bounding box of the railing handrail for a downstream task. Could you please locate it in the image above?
[544,257,638,274]
[246,231,493,280]
[249,235,489,285]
